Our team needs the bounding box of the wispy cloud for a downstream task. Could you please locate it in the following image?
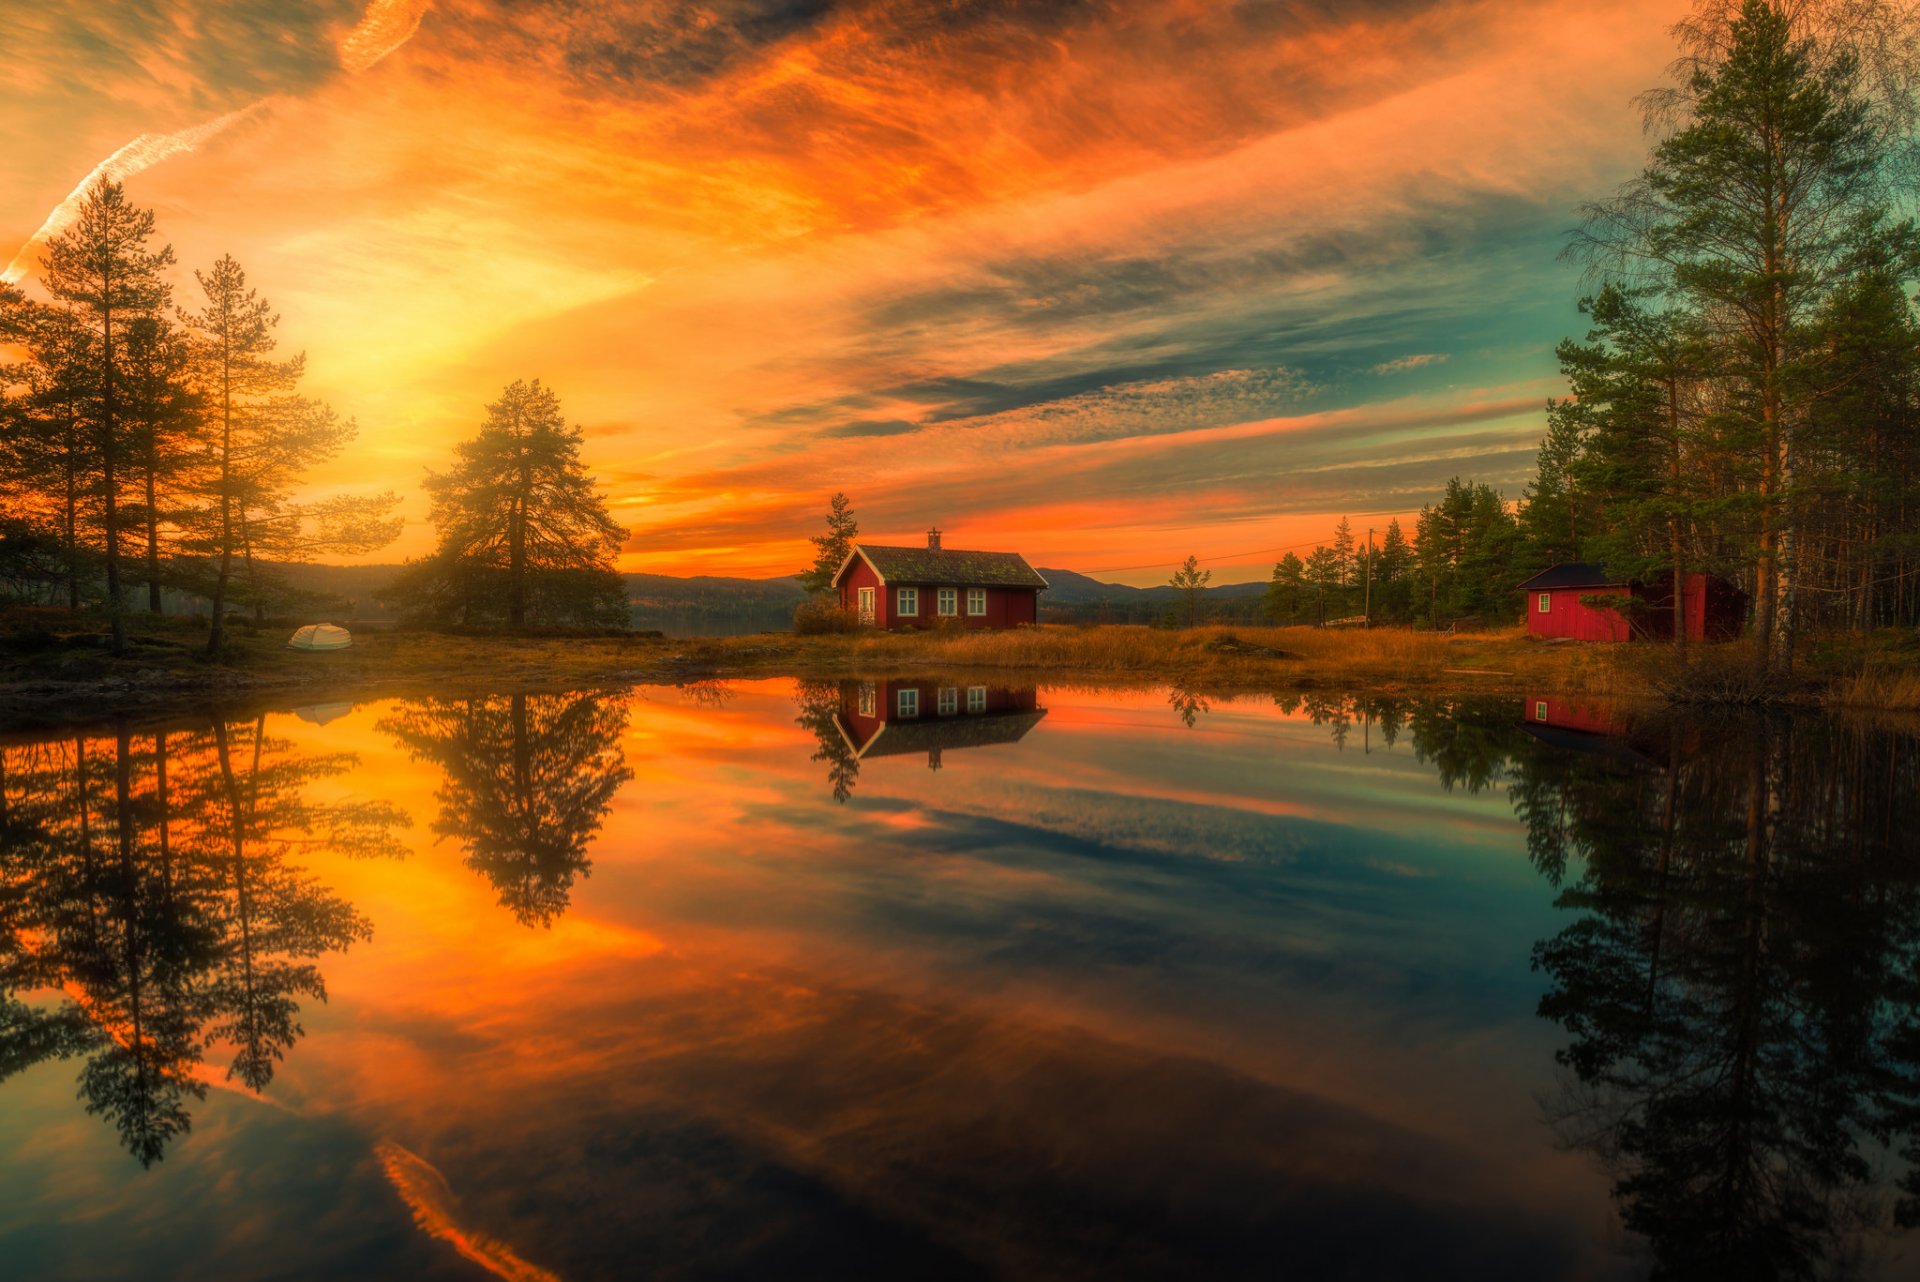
[2,0,433,284]
[3,0,1679,577]
[1372,353,1451,376]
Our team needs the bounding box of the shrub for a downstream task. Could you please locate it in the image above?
[793,598,861,635]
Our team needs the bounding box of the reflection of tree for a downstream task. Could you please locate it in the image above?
[1283,696,1920,1271]
[380,691,631,926]
[1168,688,1210,729]
[1525,714,1920,1279]
[794,680,859,804]
[0,719,403,1165]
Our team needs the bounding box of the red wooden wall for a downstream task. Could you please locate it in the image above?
[837,563,1038,629]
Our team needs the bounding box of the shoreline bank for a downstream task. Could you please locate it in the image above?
[3,617,1914,731]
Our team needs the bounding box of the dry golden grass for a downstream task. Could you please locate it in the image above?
[723,623,1640,700]
[1828,666,1920,712]
[10,608,1917,729]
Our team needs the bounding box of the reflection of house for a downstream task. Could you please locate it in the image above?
[1520,693,1660,766]
[1517,563,1745,643]
[833,529,1048,629]
[834,680,1046,769]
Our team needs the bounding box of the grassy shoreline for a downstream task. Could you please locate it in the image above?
[3,612,1916,730]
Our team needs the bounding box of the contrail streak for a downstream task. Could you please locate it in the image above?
[2,105,263,284]
[2,0,435,285]
[377,1141,564,1282]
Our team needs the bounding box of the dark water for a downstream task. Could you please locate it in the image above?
[3,680,1918,1281]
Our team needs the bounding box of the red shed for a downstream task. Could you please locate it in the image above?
[833,529,1048,629]
[1517,563,1745,643]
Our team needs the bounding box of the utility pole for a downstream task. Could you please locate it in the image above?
[1363,527,1374,627]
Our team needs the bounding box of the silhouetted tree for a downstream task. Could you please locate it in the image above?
[798,492,859,596]
[39,182,175,654]
[387,380,627,629]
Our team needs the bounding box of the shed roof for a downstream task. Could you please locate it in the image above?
[837,543,1049,589]
[1516,562,1627,591]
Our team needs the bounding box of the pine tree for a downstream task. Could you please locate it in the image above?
[118,314,197,613]
[1304,545,1342,625]
[1376,520,1413,621]
[798,493,858,595]
[181,256,388,648]
[1264,552,1305,625]
[39,182,175,654]
[393,379,628,629]
[1575,0,1908,671]
[1169,554,1211,627]
[1331,517,1356,590]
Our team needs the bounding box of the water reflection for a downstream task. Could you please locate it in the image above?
[379,692,632,928]
[1284,692,1920,1278]
[0,718,406,1165]
[4,682,1920,1278]
[797,679,1046,800]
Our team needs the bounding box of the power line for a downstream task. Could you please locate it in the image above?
[1077,536,1330,576]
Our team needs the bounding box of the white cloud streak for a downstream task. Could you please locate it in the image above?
[2,0,435,284]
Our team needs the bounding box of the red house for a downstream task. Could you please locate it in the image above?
[1517,563,1745,643]
[833,529,1048,629]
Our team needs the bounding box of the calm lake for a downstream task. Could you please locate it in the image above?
[3,680,1918,1280]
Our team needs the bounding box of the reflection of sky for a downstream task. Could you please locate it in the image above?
[1,681,1637,1280]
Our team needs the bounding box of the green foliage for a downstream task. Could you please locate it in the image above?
[798,492,858,595]
[1263,552,1305,625]
[1564,0,1920,667]
[1169,554,1211,626]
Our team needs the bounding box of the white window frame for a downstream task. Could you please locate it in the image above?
[897,688,919,718]
[937,587,958,617]
[1537,592,1551,613]
[858,683,876,717]
[897,587,918,616]
[967,588,987,616]
[966,686,987,713]
[857,586,875,623]
[937,687,958,715]
[1535,700,1548,721]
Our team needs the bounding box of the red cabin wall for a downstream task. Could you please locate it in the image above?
[837,559,889,626]
[837,568,1039,630]
[1525,574,1745,644]
[1526,586,1633,642]
[1524,694,1631,736]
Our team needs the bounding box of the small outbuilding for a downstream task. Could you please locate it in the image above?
[1517,563,1744,643]
[833,529,1048,629]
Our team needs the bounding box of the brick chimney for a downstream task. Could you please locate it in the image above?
[927,527,942,551]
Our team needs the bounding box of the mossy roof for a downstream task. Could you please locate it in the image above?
[851,544,1048,589]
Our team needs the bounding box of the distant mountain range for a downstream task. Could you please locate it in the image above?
[267,561,1268,632]
[1034,568,1267,604]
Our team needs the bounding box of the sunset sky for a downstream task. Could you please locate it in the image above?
[1,0,1684,583]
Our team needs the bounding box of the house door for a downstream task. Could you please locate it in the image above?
[857,587,875,624]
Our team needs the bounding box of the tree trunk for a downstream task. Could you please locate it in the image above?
[207,342,233,657]
[101,293,126,655]
[144,446,162,614]
[1668,378,1686,650]
[63,416,80,610]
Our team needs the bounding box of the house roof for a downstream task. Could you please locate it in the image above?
[1516,562,1627,591]
[835,544,1049,589]
[843,709,1049,759]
